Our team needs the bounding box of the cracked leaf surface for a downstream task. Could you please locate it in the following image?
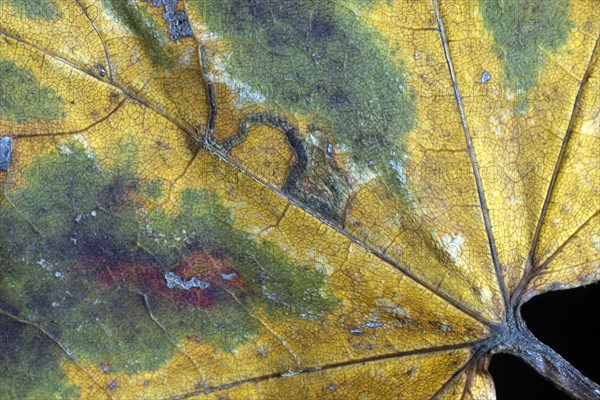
[0,0,598,399]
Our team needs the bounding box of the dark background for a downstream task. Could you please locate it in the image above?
[490,283,600,399]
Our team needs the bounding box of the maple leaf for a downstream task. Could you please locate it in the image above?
[0,0,598,399]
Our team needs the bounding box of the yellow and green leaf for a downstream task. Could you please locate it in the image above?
[1,0,598,398]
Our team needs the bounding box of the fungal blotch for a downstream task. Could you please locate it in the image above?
[0,140,336,380]
[7,0,59,20]
[480,0,571,96]
[195,0,417,194]
[104,0,174,68]
[0,59,65,123]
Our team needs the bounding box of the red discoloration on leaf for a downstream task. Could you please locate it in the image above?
[174,251,245,290]
[97,251,244,310]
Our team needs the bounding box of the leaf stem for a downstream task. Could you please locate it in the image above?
[495,309,600,400]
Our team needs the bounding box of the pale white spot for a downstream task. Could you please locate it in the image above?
[209,55,266,106]
[506,197,521,206]
[580,118,599,136]
[479,287,493,302]
[196,30,220,42]
[165,271,210,290]
[36,259,52,271]
[438,322,452,333]
[307,133,322,147]
[73,134,95,158]
[281,370,302,377]
[441,234,465,263]
[58,144,72,155]
[481,71,491,84]
[389,160,407,188]
[593,235,600,251]
[234,80,267,104]
[221,273,237,281]
[178,46,196,66]
[315,261,335,276]
[376,298,410,319]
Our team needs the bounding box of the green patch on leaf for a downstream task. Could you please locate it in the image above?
[6,0,59,21]
[480,0,572,95]
[104,0,174,68]
[148,296,261,353]
[0,141,335,379]
[0,59,65,123]
[141,187,337,321]
[144,179,164,200]
[193,0,417,193]
[0,315,80,400]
